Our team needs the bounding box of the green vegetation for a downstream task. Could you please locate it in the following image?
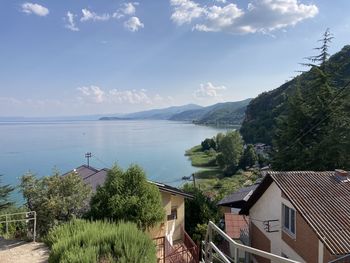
[182,184,220,243]
[185,131,259,199]
[170,99,252,126]
[185,145,217,167]
[240,144,258,169]
[194,100,251,126]
[272,29,350,170]
[216,131,244,175]
[0,175,14,211]
[19,172,92,236]
[240,43,350,145]
[89,164,165,230]
[0,206,29,239]
[46,220,156,263]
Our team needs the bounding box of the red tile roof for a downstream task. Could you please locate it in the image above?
[241,171,350,255]
[224,213,248,239]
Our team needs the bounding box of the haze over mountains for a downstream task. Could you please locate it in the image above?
[100,98,252,125]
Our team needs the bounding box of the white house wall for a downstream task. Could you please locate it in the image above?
[249,182,305,262]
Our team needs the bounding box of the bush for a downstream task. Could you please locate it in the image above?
[46,220,157,263]
[20,172,92,236]
[89,165,164,231]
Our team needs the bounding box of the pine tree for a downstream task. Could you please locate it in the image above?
[0,175,14,211]
[272,29,350,170]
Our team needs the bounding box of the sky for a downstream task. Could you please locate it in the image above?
[0,0,349,117]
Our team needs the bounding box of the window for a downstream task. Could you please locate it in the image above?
[282,204,296,237]
[167,207,177,220]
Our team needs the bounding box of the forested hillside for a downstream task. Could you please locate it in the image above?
[240,45,350,144]
[170,99,252,125]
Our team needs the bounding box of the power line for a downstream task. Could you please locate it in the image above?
[91,154,110,168]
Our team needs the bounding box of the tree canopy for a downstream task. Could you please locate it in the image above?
[20,172,92,236]
[216,130,244,174]
[0,175,14,211]
[272,29,350,170]
[240,144,258,168]
[89,164,165,230]
[182,184,220,242]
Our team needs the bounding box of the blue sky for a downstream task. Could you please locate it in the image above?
[0,0,349,117]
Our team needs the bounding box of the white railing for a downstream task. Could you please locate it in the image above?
[0,211,37,242]
[203,221,301,263]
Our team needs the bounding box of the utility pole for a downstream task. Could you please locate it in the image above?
[85,152,92,167]
[182,174,196,188]
[192,173,196,188]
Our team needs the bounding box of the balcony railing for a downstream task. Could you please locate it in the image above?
[203,221,301,263]
[153,228,199,263]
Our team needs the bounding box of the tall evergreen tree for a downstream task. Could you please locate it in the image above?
[272,29,350,170]
[0,175,14,211]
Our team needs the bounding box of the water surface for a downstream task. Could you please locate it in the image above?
[0,120,228,201]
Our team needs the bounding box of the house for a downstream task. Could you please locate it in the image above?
[215,183,260,259]
[63,165,198,263]
[240,170,350,263]
[217,183,260,243]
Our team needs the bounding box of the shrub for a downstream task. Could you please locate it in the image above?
[89,165,164,231]
[20,172,92,236]
[46,220,157,263]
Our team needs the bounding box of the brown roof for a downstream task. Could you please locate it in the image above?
[224,213,248,239]
[240,171,350,255]
[62,165,99,179]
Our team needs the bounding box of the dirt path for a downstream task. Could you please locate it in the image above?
[0,239,49,263]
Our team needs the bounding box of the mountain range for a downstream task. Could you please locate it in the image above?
[100,98,252,125]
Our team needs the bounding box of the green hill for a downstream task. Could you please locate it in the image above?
[170,99,252,125]
[240,45,350,144]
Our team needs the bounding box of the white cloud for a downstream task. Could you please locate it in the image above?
[194,4,244,32]
[80,8,110,22]
[170,0,204,25]
[170,0,318,34]
[21,2,49,16]
[77,86,166,105]
[75,4,144,32]
[124,17,144,32]
[108,89,152,104]
[77,86,105,103]
[215,0,227,3]
[123,2,138,15]
[194,82,227,99]
[113,2,139,19]
[64,12,79,31]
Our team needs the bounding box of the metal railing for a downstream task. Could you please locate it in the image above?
[203,221,301,263]
[0,211,37,242]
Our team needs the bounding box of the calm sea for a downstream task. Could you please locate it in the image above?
[0,120,228,201]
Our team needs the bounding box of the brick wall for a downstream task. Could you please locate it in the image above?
[281,202,319,262]
[251,222,271,263]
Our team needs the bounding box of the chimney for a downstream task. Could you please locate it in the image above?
[335,169,348,177]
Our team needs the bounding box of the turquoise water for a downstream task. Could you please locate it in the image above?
[0,120,227,200]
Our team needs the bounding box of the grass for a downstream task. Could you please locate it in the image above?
[185,144,259,200]
[185,145,218,167]
[196,170,257,200]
